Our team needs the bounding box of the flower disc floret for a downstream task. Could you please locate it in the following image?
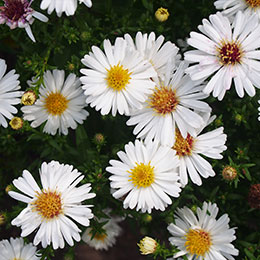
[32,190,62,219]
[44,92,69,115]
[217,41,243,65]
[245,0,260,8]
[173,129,194,156]
[185,229,212,256]
[106,64,131,91]
[128,162,155,188]
[149,86,179,115]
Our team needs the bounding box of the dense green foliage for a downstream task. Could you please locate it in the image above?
[0,0,259,259]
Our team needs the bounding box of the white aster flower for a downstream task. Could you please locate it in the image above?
[127,62,211,146]
[0,0,48,42]
[107,140,182,213]
[167,201,239,260]
[214,0,260,19]
[8,161,96,249]
[124,31,180,79]
[185,11,260,100]
[80,37,157,116]
[0,237,41,260]
[0,59,23,128]
[21,69,89,135]
[40,0,92,17]
[171,113,227,186]
[82,212,122,250]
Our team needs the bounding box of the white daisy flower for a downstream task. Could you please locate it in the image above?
[185,11,260,100]
[124,31,180,79]
[21,69,89,135]
[0,0,48,42]
[214,0,260,19]
[107,140,182,213]
[126,62,211,146]
[171,113,227,186]
[0,237,41,260]
[0,59,23,128]
[167,201,239,260]
[82,212,122,250]
[80,37,157,116]
[40,0,92,17]
[8,161,96,249]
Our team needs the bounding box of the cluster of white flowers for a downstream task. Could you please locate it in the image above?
[3,0,260,258]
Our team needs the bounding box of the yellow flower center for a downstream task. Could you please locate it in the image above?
[31,190,63,220]
[245,0,260,7]
[128,162,155,188]
[172,129,194,156]
[149,86,179,115]
[185,229,212,256]
[94,232,107,241]
[106,64,131,91]
[217,41,243,65]
[44,92,68,115]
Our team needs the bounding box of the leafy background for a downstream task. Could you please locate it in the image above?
[0,0,259,259]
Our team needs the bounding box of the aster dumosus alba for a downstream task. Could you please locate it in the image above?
[0,0,48,42]
[171,113,227,186]
[80,37,157,116]
[40,0,92,17]
[185,11,260,100]
[0,237,41,260]
[214,0,260,19]
[168,201,239,260]
[8,161,96,249]
[21,70,89,135]
[107,140,182,213]
[127,62,211,146]
[0,59,23,128]
[124,31,180,80]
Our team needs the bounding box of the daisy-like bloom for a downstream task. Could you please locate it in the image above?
[172,113,227,186]
[0,0,48,42]
[185,11,260,100]
[8,161,96,249]
[80,37,157,116]
[124,31,179,79]
[214,0,260,19]
[167,201,239,260]
[82,213,122,250]
[127,62,211,147]
[21,70,89,135]
[0,59,23,128]
[40,0,92,17]
[0,237,41,259]
[107,140,182,213]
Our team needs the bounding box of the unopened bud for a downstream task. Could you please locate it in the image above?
[222,166,237,181]
[155,7,169,22]
[21,90,37,105]
[9,117,23,130]
[138,236,158,255]
[94,133,105,145]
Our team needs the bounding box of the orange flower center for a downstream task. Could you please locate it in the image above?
[149,86,179,115]
[245,0,260,8]
[44,92,68,115]
[172,129,194,156]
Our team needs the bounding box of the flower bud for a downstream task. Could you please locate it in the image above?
[9,117,23,130]
[21,90,37,105]
[222,166,237,181]
[94,133,105,145]
[155,7,169,22]
[138,236,158,255]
